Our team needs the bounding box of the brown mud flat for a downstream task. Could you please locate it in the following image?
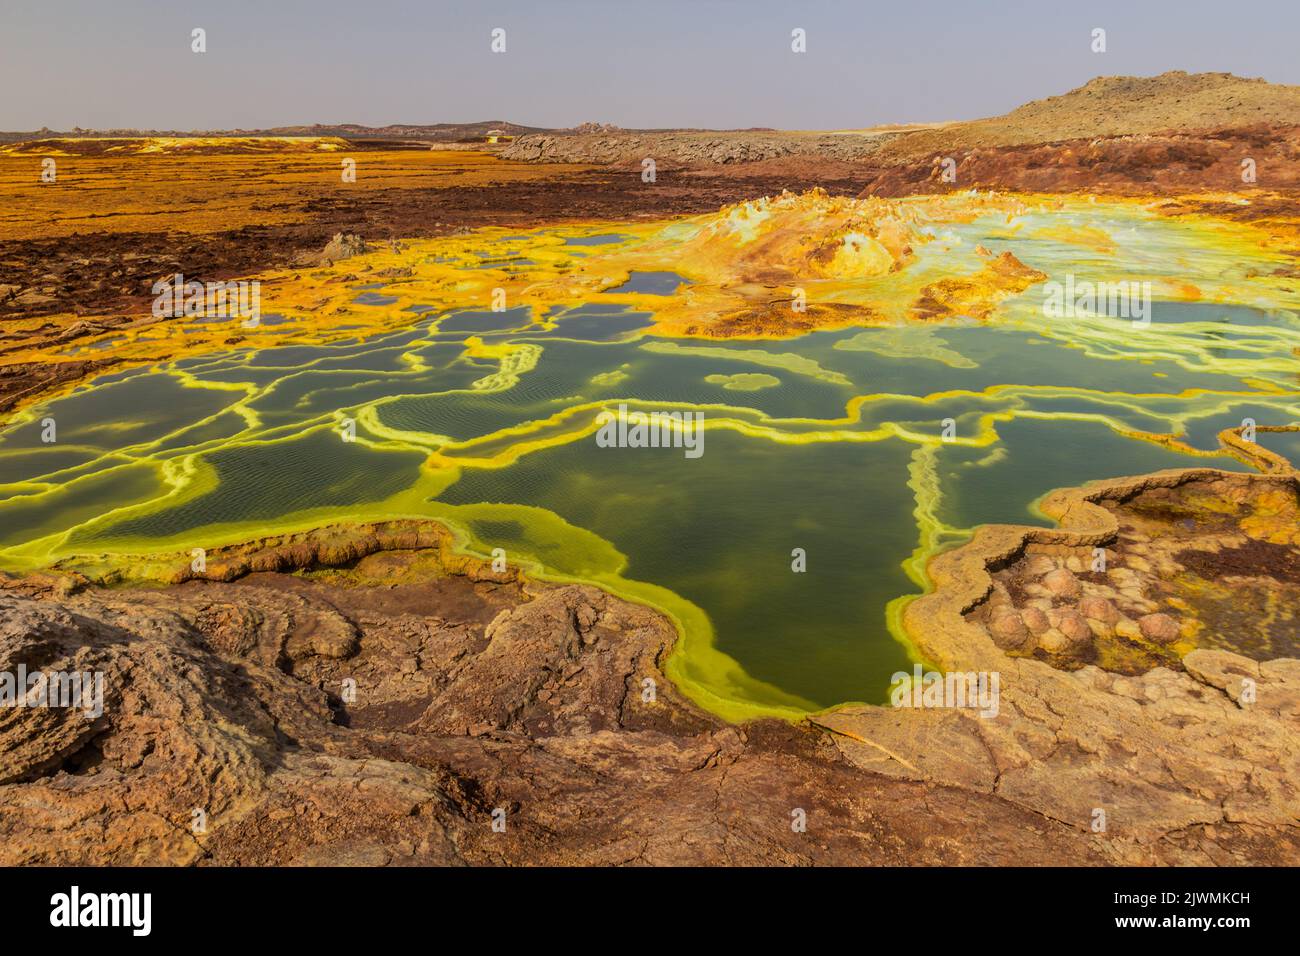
[0,149,868,414]
[3,446,1299,866]
[0,154,866,315]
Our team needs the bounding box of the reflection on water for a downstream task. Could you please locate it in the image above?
[605,271,689,295]
[1,212,1298,719]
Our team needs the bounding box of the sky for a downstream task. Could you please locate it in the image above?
[3,0,1299,131]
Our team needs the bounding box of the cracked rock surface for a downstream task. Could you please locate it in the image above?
[2,471,1297,865]
[821,467,1300,863]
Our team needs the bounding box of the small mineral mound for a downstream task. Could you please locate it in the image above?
[973,472,1300,672]
[623,188,1045,334]
[654,187,926,281]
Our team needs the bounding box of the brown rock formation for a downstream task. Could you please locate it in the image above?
[0,535,1120,866]
[3,454,1300,867]
[816,462,1300,861]
[502,129,892,168]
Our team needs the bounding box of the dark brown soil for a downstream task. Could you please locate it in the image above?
[0,167,869,325]
[1177,537,1300,585]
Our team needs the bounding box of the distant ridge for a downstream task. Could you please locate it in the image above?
[5,72,1299,160]
[877,71,1300,159]
[0,121,547,144]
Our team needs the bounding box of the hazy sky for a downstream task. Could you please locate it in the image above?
[3,0,1298,131]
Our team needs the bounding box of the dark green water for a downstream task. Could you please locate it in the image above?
[0,285,1296,715]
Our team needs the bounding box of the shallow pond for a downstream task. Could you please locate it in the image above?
[2,202,1298,719]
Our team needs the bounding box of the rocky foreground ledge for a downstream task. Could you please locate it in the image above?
[820,457,1300,862]
[2,457,1299,864]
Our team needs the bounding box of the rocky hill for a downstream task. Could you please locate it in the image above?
[876,71,1300,161]
[499,72,1300,169]
[500,129,897,167]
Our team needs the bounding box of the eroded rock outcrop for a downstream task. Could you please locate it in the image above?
[819,463,1300,860]
[0,530,1118,866]
[3,458,1298,865]
[501,130,889,167]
